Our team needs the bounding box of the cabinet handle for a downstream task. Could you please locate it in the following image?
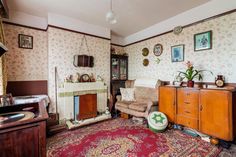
[184,101,190,104]
[184,111,191,114]
[200,105,203,111]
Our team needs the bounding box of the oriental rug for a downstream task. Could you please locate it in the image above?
[47,118,221,157]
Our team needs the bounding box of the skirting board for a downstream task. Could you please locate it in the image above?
[66,114,111,129]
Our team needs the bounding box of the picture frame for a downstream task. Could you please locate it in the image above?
[194,30,212,51]
[18,34,33,49]
[171,44,184,62]
[153,43,163,56]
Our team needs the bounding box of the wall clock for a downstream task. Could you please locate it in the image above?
[80,74,91,82]
[173,26,183,35]
[153,44,163,56]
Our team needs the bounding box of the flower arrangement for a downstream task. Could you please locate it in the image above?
[177,61,212,87]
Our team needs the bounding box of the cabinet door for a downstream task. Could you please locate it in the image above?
[0,125,39,157]
[119,59,127,80]
[111,58,119,80]
[199,90,233,141]
[159,86,176,123]
[79,94,97,120]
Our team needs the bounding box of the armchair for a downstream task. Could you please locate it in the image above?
[115,79,161,118]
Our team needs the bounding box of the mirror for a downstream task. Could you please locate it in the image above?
[73,55,94,67]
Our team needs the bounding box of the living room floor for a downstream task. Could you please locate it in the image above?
[46,118,235,157]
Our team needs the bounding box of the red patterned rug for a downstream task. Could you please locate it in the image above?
[47,118,221,157]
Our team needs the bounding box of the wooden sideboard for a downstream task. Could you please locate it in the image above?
[159,85,236,141]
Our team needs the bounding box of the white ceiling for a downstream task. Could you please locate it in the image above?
[7,0,210,37]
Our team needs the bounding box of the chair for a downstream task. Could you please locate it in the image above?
[115,79,162,118]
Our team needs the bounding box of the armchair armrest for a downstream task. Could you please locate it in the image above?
[116,95,122,101]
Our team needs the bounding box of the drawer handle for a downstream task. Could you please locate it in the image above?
[186,93,190,96]
[184,111,191,114]
[184,102,190,104]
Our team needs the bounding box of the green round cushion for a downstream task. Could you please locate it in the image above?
[148,111,168,133]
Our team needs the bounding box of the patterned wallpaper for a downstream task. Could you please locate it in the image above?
[48,27,110,113]
[0,58,3,94]
[111,45,125,55]
[4,24,48,81]
[125,12,236,83]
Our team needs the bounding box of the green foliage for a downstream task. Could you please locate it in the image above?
[177,62,212,81]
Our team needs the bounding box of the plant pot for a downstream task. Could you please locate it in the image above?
[187,80,194,87]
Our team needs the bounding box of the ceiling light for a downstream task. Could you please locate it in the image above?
[106,0,117,24]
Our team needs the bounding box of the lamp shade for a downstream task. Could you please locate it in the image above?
[106,10,117,24]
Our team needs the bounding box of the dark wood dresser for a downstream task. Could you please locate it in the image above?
[0,102,48,157]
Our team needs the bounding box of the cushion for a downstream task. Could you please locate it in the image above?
[115,101,134,109]
[128,102,147,112]
[120,88,135,101]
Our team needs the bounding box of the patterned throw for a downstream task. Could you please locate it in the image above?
[47,118,221,157]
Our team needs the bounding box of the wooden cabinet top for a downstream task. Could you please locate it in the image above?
[160,85,236,92]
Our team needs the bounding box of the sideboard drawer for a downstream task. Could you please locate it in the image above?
[177,115,198,130]
[177,105,198,118]
[177,88,199,106]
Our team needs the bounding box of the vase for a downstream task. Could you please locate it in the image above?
[187,80,194,87]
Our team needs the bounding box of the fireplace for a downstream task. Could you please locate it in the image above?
[74,94,97,121]
[58,81,111,122]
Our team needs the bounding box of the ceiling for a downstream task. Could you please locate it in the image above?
[7,0,210,37]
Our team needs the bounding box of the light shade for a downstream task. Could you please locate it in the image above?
[106,10,117,24]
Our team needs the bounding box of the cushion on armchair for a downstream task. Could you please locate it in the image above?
[129,102,148,112]
[120,88,135,101]
[116,101,134,109]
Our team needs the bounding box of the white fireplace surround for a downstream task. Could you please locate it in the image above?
[58,81,108,120]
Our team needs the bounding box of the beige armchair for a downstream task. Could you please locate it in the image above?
[115,79,161,118]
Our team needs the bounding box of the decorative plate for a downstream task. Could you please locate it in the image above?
[153,44,163,56]
[143,59,149,66]
[173,26,183,35]
[142,48,149,56]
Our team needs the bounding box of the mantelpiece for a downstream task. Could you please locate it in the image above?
[58,81,109,120]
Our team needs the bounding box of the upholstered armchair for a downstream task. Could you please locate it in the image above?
[115,79,161,118]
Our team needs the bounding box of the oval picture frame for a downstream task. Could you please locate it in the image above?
[142,47,149,56]
[153,44,163,56]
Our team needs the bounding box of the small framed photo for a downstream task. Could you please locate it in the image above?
[171,44,184,62]
[194,30,212,51]
[18,34,33,49]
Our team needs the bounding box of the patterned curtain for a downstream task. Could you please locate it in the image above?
[0,20,7,94]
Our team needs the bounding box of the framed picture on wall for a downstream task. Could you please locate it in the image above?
[171,44,184,62]
[194,30,212,51]
[18,34,33,49]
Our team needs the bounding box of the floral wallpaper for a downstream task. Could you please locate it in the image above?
[4,24,48,81]
[125,12,236,83]
[48,27,110,113]
[111,45,125,55]
[0,58,3,94]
